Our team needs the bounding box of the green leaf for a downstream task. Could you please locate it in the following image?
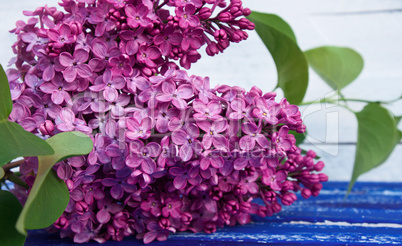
[0,121,54,166]
[305,46,364,91]
[16,131,93,234]
[247,11,297,42]
[348,103,398,193]
[248,11,308,105]
[0,190,26,246]
[0,65,12,120]
[0,167,4,179]
[290,130,307,145]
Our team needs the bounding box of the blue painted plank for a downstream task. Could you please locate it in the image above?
[25,182,402,245]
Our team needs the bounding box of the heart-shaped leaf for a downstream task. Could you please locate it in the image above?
[16,131,93,234]
[348,103,398,193]
[0,64,53,166]
[0,190,26,246]
[305,46,364,91]
[0,65,12,120]
[0,121,54,166]
[248,11,309,105]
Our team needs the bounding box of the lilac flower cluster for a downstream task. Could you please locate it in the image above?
[7,0,327,244]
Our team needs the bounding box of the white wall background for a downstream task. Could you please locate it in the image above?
[0,0,401,182]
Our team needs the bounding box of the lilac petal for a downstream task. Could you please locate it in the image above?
[126,155,142,168]
[104,87,118,102]
[242,122,258,135]
[202,135,213,150]
[50,91,65,105]
[229,111,244,120]
[234,157,248,170]
[231,98,245,111]
[270,182,281,191]
[75,124,92,134]
[59,52,73,66]
[147,142,161,157]
[204,197,217,213]
[213,135,228,149]
[172,98,187,109]
[193,99,206,113]
[60,108,75,123]
[57,123,74,132]
[196,121,211,133]
[63,66,77,82]
[220,161,233,176]
[156,94,173,102]
[142,117,153,129]
[96,150,111,163]
[143,231,158,244]
[110,184,124,200]
[186,123,200,138]
[161,81,175,94]
[256,134,270,148]
[87,151,98,165]
[39,82,56,93]
[180,144,193,162]
[276,170,288,182]
[102,178,117,186]
[249,156,261,167]
[200,158,210,170]
[177,84,193,99]
[173,175,187,190]
[210,156,224,169]
[213,119,228,133]
[106,144,122,157]
[74,49,89,63]
[239,135,255,150]
[21,32,37,43]
[74,232,91,244]
[279,125,290,137]
[126,117,140,131]
[96,209,110,224]
[92,41,108,58]
[279,139,292,151]
[76,64,93,78]
[43,66,55,81]
[142,158,156,174]
[169,167,184,176]
[171,130,187,145]
[156,117,169,133]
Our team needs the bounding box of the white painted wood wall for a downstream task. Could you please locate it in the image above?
[1,0,401,182]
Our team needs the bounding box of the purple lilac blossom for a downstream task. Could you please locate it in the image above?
[7,0,327,245]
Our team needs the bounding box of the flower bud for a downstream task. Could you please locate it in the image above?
[314,161,325,171]
[70,22,82,35]
[206,42,219,56]
[243,7,251,16]
[301,188,312,199]
[218,12,232,22]
[39,120,54,136]
[319,173,328,182]
[198,7,212,20]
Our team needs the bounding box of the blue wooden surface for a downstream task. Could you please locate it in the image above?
[25,182,402,245]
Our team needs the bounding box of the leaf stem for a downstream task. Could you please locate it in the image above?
[2,159,24,172]
[300,96,400,106]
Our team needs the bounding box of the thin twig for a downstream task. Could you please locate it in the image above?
[2,159,25,172]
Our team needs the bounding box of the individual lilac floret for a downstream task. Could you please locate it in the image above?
[89,69,125,102]
[59,49,92,82]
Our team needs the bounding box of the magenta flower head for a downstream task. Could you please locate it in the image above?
[7,0,327,245]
